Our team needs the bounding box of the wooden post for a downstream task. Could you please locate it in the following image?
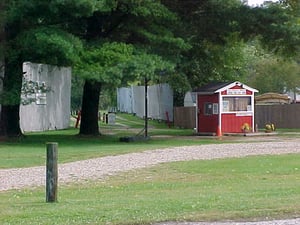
[75,110,81,128]
[144,77,148,138]
[46,142,58,203]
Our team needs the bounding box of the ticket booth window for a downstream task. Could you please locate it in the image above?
[223,97,251,112]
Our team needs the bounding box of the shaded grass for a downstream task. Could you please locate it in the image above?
[1,154,300,224]
[114,112,170,129]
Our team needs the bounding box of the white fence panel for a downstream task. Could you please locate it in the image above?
[132,86,145,118]
[117,83,173,121]
[159,83,173,121]
[20,62,71,132]
[117,87,133,113]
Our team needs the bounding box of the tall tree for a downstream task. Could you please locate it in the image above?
[248,57,300,93]
[75,42,135,135]
[0,0,96,137]
[243,40,300,94]
[162,0,300,91]
[76,0,188,135]
[0,0,187,137]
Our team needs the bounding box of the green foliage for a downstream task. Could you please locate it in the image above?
[107,0,190,61]
[1,0,101,108]
[163,0,300,92]
[72,0,185,105]
[129,0,178,25]
[181,37,250,88]
[278,0,300,19]
[75,42,134,83]
[71,75,84,111]
[99,88,116,110]
[166,72,191,106]
[0,2,5,57]
[122,51,175,80]
[247,45,300,93]
[0,84,22,105]
[162,0,250,89]
[13,27,83,66]
[75,41,175,87]
[252,4,300,57]
[5,0,105,25]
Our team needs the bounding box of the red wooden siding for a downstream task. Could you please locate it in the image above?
[221,114,252,133]
[197,94,219,133]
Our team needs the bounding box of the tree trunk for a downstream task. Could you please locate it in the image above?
[0,8,22,137]
[0,105,22,137]
[79,80,101,135]
[0,59,23,137]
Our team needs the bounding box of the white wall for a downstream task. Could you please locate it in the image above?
[117,83,173,121]
[20,62,71,132]
[184,91,196,107]
[132,85,145,118]
[148,84,173,121]
[117,87,133,113]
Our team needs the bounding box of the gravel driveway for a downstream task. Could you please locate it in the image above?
[1,138,300,225]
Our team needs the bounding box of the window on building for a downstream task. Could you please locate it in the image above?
[204,102,213,115]
[222,97,251,112]
[213,103,219,114]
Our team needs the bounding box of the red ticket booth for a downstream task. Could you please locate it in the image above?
[194,81,258,134]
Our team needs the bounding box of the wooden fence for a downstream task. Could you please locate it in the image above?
[255,104,300,129]
[174,106,196,129]
[174,104,300,129]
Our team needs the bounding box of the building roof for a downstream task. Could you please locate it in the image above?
[193,82,232,93]
[193,81,258,94]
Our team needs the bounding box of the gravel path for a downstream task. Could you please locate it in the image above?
[1,140,300,191]
[1,140,300,224]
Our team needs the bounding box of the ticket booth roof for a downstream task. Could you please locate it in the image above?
[193,81,258,94]
[193,82,232,94]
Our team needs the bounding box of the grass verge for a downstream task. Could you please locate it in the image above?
[0,154,299,224]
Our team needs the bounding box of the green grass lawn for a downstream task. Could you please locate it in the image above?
[1,154,299,225]
[1,113,299,169]
[0,128,221,169]
[0,113,219,169]
[1,113,300,224]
